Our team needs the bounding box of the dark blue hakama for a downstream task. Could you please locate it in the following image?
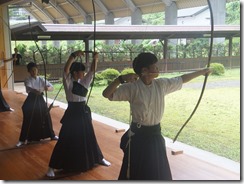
[19,92,55,141]
[48,102,104,172]
[119,123,172,180]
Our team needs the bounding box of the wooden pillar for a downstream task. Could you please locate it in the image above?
[0,6,13,89]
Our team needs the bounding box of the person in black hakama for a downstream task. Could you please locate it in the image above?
[16,62,58,147]
[46,50,110,177]
[0,87,11,112]
[103,52,212,180]
[0,56,14,112]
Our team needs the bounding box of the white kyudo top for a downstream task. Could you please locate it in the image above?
[63,71,93,102]
[111,77,183,126]
[24,76,53,93]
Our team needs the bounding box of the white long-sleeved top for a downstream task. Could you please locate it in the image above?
[24,76,53,93]
[63,71,93,102]
[111,77,183,126]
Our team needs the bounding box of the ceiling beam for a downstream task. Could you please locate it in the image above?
[24,8,47,24]
[31,1,57,23]
[0,0,20,6]
[122,0,137,12]
[93,0,109,15]
[161,0,174,6]
[49,0,71,23]
[66,0,87,19]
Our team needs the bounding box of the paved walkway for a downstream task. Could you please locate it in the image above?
[183,80,240,89]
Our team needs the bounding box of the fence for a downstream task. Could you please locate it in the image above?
[13,56,240,82]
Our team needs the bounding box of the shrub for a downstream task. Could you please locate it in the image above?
[210,63,225,76]
[121,68,135,75]
[95,72,103,81]
[39,73,51,79]
[101,68,120,84]
[94,72,107,86]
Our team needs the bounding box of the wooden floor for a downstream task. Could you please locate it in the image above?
[0,89,240,181]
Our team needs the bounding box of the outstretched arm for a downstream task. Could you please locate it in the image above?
[1,51,13,63]
[181,68,212,83]
[2,56,13,63]
[4,58,13,62]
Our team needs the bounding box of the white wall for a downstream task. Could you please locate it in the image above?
[177,8,210,26]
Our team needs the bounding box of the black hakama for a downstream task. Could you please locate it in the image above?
[48,102,104,172]
[119,123,172,180]
[19,92,55,142]
[0,89,11,112]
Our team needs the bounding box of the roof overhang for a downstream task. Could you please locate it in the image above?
[11,22,240,41]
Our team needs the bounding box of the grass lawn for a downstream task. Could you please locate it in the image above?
[48,68,240,162]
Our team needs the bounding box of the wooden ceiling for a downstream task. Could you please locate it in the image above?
[1,0,236,24]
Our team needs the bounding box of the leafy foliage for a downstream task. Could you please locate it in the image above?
[121,68,135,75]
[210,63,225,76]
[100,68,120,84]
[94,72,107,86]
[142,12,165,25]
[226,1,240,25]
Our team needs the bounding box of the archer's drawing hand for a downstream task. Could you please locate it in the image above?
[122,73,139,83]
[44,85,53,91]
[202,67,212,76]
[75,50,85,57]
[92,51,99,60]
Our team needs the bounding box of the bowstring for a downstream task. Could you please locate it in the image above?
[28,16,48,107]
[172,0,214,143]
[25,15,49,141]
[85,0,96,105]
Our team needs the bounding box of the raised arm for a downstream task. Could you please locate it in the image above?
[64,50,84,74]
[181,68,212,83]
[88,52,99,73]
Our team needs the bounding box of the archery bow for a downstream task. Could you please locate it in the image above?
[172,0,214,143]
[28,16,48,107]
[48,1,96,110]
[24,16,50,141]
[0,14,16,89]
[86,0,96,105]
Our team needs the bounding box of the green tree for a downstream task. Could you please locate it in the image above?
[142,12,165,25]
[226,1,240,25]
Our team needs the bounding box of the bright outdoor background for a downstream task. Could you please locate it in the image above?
[48,68,240,162]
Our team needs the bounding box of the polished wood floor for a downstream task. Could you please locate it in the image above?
[0,89,240,181]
